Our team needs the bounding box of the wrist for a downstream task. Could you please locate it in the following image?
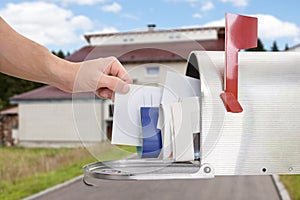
[47,54,79,93]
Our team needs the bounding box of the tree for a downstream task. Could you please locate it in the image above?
[0,74,43,109]
[284,43,289,51]
[245,38,266,51]
[0,49,72,109]
[52,50,66,59]
[271,41,279,51]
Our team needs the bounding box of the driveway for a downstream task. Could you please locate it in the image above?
[33,175,280,200]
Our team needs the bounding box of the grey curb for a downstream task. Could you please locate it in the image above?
[22,175,83,200]
[272,175,291,200]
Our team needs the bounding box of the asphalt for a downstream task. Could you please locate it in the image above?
[33,175,280,200]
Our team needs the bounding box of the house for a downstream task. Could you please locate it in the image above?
[286,44,300,52]
[0,106,18,146]
[10,86,105,147]
[10,25,225,148]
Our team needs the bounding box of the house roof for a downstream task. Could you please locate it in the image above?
[286,43,300,51]
[84,26,225,43]
[0,106,18,115]
[10,85,96,102]
[66,39,225,63]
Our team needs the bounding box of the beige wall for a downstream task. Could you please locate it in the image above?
[89,29,218,46]
[124,61,187,85]
[18,100,105,147]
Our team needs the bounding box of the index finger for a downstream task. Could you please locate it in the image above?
[108,57,133,84]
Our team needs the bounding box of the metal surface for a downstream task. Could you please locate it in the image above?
[84,51,300,181]
[221,13,257,113]
[187,51,300,176]
[83,159,213,183]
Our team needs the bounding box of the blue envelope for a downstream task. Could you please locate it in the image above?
[140,107,162,158]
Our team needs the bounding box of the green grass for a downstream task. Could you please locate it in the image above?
[280,175,300,200]
[116,145,137,153]
[0,143,133,200]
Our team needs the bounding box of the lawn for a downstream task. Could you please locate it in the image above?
[0,143,133,200]
[280,175,300,200]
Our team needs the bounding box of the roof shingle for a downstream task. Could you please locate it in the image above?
[66,40,224,63]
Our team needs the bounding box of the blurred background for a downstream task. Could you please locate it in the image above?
[0,0,300,199]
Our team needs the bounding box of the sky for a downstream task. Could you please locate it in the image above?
[1,0,300,53]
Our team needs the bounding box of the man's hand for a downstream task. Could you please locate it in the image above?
[72,57,132,100]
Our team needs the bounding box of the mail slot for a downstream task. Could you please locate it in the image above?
[83,14,300,183]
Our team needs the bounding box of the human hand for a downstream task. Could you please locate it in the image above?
[72,56,132,100]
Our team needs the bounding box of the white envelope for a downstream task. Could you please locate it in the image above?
[160,71,201,106]
[160,71,201,159]
[161,104,173,159]
[111,84,162,146]
[172,97,200,161]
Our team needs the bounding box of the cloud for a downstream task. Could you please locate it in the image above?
[0,2,93,47]
[203,14,300,42]
[86,26,118,34]
[52,0,105,6]
[203,18,225,27]
[98,27,118,33]
[165,0,200,3]
[193,13,202,18]
[220,0,249,7]
[122,13,139,20]
[254,14,300,41]
[185,0,200,2]
[164,0,200,7]
[101,2,122,13]
[201,2,214,11]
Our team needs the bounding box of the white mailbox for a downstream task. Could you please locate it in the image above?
[83,13,300,184]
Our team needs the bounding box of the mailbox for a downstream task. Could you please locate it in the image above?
[83,14,300,184]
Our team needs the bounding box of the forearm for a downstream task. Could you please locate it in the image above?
[0,17,77,92]
[0,17,131,97]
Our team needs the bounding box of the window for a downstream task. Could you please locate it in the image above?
[146,66,160,76]
[132,79,138,84]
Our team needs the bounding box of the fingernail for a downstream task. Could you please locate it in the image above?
[122,84,130,93]
[101,92,108,98]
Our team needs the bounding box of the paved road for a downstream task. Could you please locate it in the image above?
[35,176,280,200]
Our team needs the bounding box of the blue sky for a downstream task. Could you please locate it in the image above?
[1,0,300,53]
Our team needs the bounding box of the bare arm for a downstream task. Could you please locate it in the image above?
[0,17,131,99]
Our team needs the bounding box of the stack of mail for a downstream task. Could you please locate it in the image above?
[111,71,201,161]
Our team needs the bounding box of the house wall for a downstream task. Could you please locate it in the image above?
[18,100,105,148]
[89,29,218,46]
[124,61,187,85]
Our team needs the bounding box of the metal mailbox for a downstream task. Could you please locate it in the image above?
[83,14,300,183]
[83,51,300,183]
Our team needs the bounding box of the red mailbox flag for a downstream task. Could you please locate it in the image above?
[221,13,258,113]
